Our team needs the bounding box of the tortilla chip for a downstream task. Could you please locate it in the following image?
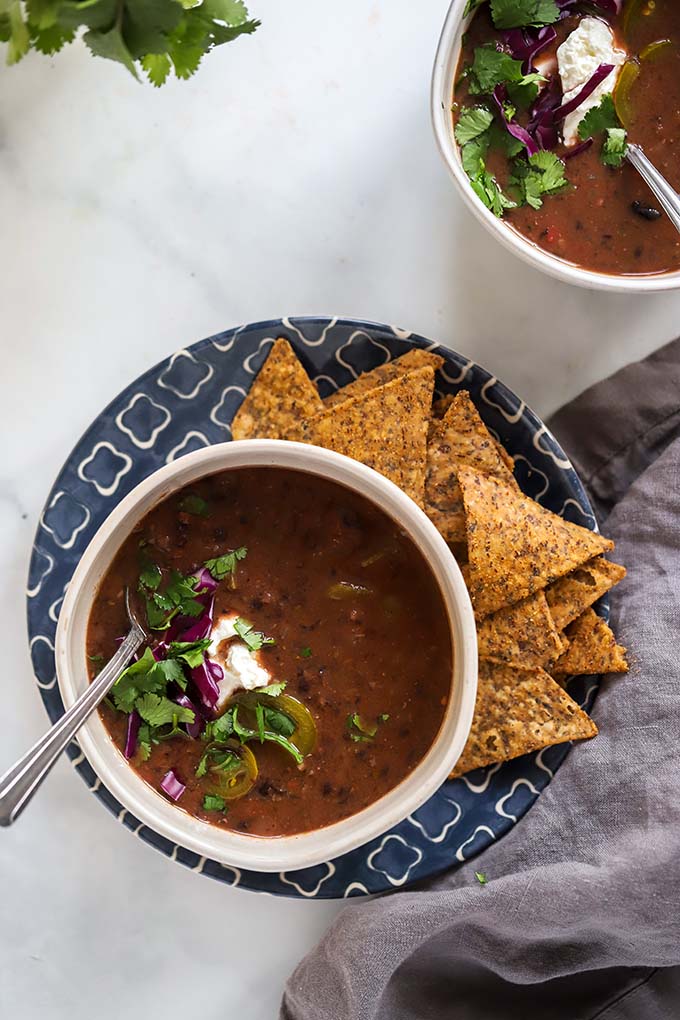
[323,349,443,408]
[231,338,323,440]
[552,608,628,678]
[477,591,565,670]
[458,467,615,619]
[546,557,627,631]
[290,366,435,505]
[425,391,517,543]
[449,660,598,778]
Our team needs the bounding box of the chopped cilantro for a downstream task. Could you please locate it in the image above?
[259,681,287,696]
[203,547,247,588]
[475,871,488,885]
[300,647,313,659]
[262,706,296,738]
[110,647,167,712]
[577,94,618,140]
[135,693,195,728]
[602,128,628,168]
[471,169,517,217]
[506,72,545,111]
[454,105,494,145]
[233,617,275,651]
[138,567,205,631]
[467,47,524,95]
[179,493,210,517]
[203,794,227,812]
[346,713,378,743]
[137,724,153,762]
[464,0,559,27]
[490,0,559,29]
[346,713,390,743]
[203,712,235,743]
[576,94,627,168]
[167,638,212,670]
[138,561,162,591]
[88,653,105,672]
[509,150,568,210]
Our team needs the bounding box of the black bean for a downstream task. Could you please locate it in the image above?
[632,200,662,221]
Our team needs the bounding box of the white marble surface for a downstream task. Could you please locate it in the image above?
[1,1,680,1017]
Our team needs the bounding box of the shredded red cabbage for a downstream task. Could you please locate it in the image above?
[160,769,186,801]
[554,63,615,121]
[193,566,219,594]
[175,692,204,739]
[493,84,539,157]
[124,710,141,759]
[563,136,594,159]
[190,656,223,713]
[527,77,563,150]
[500,25,556,70]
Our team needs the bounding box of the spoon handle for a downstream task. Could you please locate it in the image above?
[626,143,680,234]
[0,626,144,827]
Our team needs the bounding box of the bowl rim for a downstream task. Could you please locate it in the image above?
[54,439,478,873]
[430,0,680,294]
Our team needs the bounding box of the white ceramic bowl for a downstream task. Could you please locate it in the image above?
[55,440,478,872]
[431,0,680,293]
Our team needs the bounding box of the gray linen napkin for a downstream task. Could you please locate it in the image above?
[281,338,680,1020]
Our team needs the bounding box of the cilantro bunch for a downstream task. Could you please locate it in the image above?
[0,0,260,85]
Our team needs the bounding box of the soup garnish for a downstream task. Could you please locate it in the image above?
[453,0,680,274]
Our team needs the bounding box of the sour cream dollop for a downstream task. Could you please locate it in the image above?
[209,613,273,710]
[557,17,626,146]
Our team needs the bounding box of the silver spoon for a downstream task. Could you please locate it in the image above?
[626,143,680,235]
[0,591,146,826]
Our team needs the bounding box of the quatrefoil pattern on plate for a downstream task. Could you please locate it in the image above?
[27,317,603,899]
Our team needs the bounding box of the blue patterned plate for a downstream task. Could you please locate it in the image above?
[27,317,602,899]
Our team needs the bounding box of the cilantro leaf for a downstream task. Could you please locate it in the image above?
[486,121,524,158]
[137,723,153,761]
[459,125,516,219]
[139,562,162,591]
[135,692,195,727]
[475,871,488,885]
[467,46,524,95]
[470,167,517,217]
[300,647,312,659]
[461,135,489,178]
[179,493,209,517]
[139,567,205,630]
[167,638,212,670]
[490,0,559,29]
[455,106,494,145]
[262,706,295,738]
[203,794,227,811]
[142,51,171,86]
[204,547,247,586]
[257,680,287,696]
[602,127,628,168]
[506,72,545,112]
[233,617,275,651]
[84,24,139,80]
[7,2,30,64]
[509,151,568,210]
[110,647,167,712]
[204,712,235,743]
[577,94,619,141]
